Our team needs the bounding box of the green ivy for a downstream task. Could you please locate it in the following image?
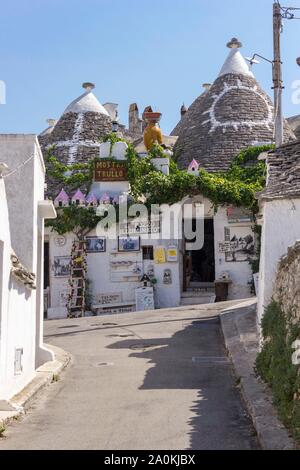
[256,301,300,445]
[46,136,272,236]
[45,146,93,193]
[127,143,271,210]
[45,205,103,239]
[100,132,127,145]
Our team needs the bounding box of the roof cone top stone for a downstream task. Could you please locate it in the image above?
[82,82,95,91]
[227,38,243,49]
[63,83,110,116]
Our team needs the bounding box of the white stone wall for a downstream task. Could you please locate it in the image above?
[46,198,254,319]
[0,135,53,401]
[214,207,254,300]
[0,177,36,399]
[257,198,300,325]
[46,227,181,320]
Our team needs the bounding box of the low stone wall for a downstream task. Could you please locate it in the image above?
[273,241,300,323]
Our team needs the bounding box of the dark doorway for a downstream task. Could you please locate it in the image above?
[184,219,215,289]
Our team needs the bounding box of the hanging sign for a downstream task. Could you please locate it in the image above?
[119,219,160,236]
[94,159,127,182]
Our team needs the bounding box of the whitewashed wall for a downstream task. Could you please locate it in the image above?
[0,176,36,399]
[46,197,254,319]
[257,198,300,325]
[0,135,53,401]
[46,226,181,320]
[214,207,254,300]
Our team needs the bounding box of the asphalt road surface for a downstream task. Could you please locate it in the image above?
[0,306,259,450]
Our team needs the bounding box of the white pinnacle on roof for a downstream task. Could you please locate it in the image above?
[63,83,110,116]
[218,38,254,79]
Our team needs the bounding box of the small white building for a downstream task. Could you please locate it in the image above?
[257,140,300,325]
[0,135,56,402]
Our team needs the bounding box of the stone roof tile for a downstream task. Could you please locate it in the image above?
[172,41,295,172]
[258,140,300,200]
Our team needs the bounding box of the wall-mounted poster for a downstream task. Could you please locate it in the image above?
[118,236,140,252]
[135,287,155,312]
[154,247,166,264]
[163,269,172,285]
[227,206,253,224]
[119,219,160,236]
[60,290,69,307]
[86,236,106,253]
[167,246,178,263]
[96,293,122,306]
[224,227,255,262]
[53,257,71,277]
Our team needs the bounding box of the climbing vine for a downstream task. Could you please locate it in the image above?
[45,145,94,191]
[46,205,103,239]
[46,136,272,236]
[127,143,272,210]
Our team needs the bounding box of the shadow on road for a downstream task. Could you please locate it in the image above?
[107,316,259,450]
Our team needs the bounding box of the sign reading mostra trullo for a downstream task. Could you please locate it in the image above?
[94,159,127,182]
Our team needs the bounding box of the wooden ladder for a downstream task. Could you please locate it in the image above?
[67,240,87,318]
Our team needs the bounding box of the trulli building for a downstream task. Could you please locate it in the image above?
[41,38,296,319]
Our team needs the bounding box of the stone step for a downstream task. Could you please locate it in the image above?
[181,290,215,298]
[180,294,216,306]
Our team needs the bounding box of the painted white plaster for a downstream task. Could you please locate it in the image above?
[0,135,54,401]
[218,49,254,78]
[68,112,84,164]
[214,207,254,300]
[99,142,128,160]
[257,198,300,325]
[103,103,118,120]
[46,228,182,319]
[151,158,170,176]
[46,194,252,319]
[112,142,128,160]
[202,79,273,133]
[63,91,109,116]
[99,142,111,158]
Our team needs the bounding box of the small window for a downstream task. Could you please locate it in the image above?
[142,246,154,260]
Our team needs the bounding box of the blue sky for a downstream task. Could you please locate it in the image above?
[0,0,300,135]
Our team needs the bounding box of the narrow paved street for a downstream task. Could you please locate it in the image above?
[0,307,259,450]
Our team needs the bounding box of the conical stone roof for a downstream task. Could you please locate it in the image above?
[39,83,113,197]
[172,39,295,172]
[39,83,112,168]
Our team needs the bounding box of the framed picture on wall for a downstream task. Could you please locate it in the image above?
[53,256,71,277]
[224,227,255,263]
[86,236,106,253]
[118,236,141,252]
